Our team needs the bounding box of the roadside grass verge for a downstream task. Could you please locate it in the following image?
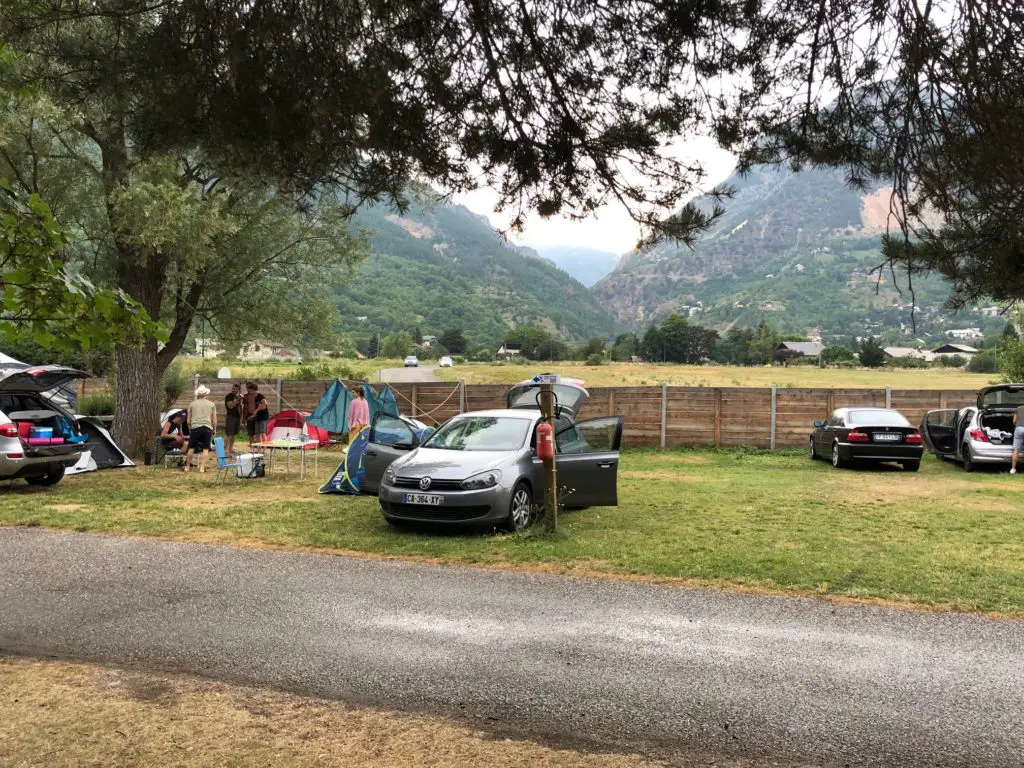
[0,657,661,767]
[1,450,1022,613]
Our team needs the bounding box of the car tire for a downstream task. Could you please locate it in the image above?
[809,437,818,461]
[505,481,533,532]
[25,467,64,487]
[831,441,847,469]
[902,461,921,472]
[963,445,976,473]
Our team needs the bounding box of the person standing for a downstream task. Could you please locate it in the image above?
[184,385,217,474]
[224,382,242,455]
[348,385,370,445]
[244,382,269,448]
[1011,401,1024,474]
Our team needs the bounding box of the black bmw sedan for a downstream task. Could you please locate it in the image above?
[810,408,924,471]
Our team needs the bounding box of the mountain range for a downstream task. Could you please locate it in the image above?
[593,165,969,339]
[331,200,620,347]
[529,245,620,287]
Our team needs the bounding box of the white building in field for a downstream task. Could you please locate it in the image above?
[946,328,984,340]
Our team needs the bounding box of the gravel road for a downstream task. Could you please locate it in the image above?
[1,528,1021,766]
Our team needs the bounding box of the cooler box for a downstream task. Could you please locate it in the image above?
[29,426,53,440]
[236,453,265,478]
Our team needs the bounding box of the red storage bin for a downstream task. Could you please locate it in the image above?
[17,422,32,439]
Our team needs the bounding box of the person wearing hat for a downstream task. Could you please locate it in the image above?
[184,384,217,473]
[159,410,189,452]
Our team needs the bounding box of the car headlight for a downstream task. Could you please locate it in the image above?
[461,470,501,490]
[384,466,397,485]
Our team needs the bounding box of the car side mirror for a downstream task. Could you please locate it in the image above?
[813,421,823,428]
[393,440,417,450]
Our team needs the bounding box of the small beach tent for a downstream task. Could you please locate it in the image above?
[364,382,399,421]
[319,427,369,494]
[265,410,330,447]
[65,416,134,475]
[307,379,352,434]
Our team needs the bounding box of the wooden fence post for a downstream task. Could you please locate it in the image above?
[412,383,418,418]
[275,377,283,412]
[608,388,615,416]
[826,390,835,415]
[885,385,892,409]
[940,391,948,409]
[714,389,722,447]
[459,379,466,414]
[770,384,777,450]
[660,383,667,449]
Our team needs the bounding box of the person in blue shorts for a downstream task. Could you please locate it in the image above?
[1012,403,1024,474]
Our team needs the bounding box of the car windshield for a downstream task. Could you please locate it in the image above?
[424,416,530,451]
[848,410,909,427]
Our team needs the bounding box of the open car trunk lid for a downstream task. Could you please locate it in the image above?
[507,377,589,418]
[977,384,1024,412]
[0,365,90,394]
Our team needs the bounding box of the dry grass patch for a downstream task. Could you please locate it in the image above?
[0,657,670,768]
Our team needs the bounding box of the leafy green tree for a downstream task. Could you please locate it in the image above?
[858,337,886,368]
[712,328,757,365]
[412,326,423,344]
[1000,340,1024,383]
[611,332,639,362]
[641,324,664,363]
[1,183,160,357]
[822,346,855,365]
[749,322,779,365]
[1002,322,1019,342]
[577,338,605,360]
[366,334,381,359]
[381,332,414,358]
[506,326,553,360]
[439,328,467,354]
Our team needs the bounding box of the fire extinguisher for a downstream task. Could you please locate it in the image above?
[536,421,554,461]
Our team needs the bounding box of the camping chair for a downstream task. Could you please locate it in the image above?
[214,437,244,485]
[156,434,186,469]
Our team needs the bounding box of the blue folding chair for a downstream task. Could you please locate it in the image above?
[214,437,243,485]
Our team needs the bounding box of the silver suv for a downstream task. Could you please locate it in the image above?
[921,384,1023,472]
[0,366,87,486]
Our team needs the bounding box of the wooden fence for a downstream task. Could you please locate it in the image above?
[81,377,978,449]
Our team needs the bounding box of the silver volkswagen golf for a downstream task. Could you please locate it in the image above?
[363,380,623,530]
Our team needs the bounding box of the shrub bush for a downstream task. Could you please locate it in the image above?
[162,361,188,408]
[585,353,605,366]
[453,356,466,365]
[289,361,357,381]
[940,354,968,368]
[79,393,115,416]
[967,352,998,373]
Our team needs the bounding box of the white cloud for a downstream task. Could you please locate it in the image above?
[452,137,736,255]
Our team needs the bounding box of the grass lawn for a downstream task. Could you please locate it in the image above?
[2,449,1022,614]
[0,657,658,768]
[434,362,998,389]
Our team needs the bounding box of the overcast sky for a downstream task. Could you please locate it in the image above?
[452,137,737,256]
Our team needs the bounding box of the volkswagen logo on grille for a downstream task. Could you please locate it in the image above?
[419,476,432,490]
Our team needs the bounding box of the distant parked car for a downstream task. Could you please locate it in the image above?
[0,366,88,486]
[921,384,1024,472]
[810,407,924,471]
[438,356,454,368]
[404,355,419,367]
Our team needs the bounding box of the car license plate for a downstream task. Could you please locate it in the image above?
[873,433,901,441]
[402,493,444,505]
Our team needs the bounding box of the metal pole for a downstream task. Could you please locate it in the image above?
[540,382,558,532]
[660,382,667,449]
[770,384,777,450]
[459,378,466,414]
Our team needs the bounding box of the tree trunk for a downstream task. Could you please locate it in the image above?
[112,342,164,459]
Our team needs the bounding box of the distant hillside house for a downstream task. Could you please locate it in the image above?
[774,341,823,362]
[884,347,936,363]
[946,328,984,340]
[931,343,978,357]
[239,340,300,361]
[496,343,522,359]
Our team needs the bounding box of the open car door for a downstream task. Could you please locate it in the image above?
[362,413,422,493]
[920,409,959,457]
[555,416,623,508]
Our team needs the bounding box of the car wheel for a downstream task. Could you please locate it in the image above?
[832,441,847,469]
[901,461,921,472]
[25,467,64,487]
[506,482,533,532]
[809,437,818,461]
[963,445,975,473]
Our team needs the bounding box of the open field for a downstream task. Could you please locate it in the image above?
[434,361,999,389]
[0,657,662,768]
[2,450,1022,613]
[177,357,398,382]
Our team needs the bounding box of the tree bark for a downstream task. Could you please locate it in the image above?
[113,342,163,459]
